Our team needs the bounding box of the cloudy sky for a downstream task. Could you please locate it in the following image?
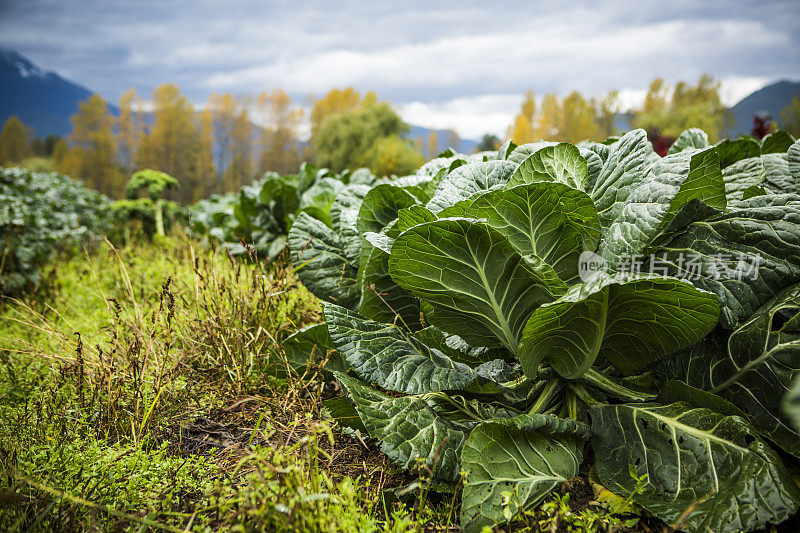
[1,0,798,139]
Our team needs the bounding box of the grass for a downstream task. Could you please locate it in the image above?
[0,237,644,532]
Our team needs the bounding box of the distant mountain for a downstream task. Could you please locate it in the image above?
[0,48,117,138]
[728,80,800,136]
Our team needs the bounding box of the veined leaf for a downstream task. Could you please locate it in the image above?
[325,303,486,395]
[469,183,600,283]
[389,217,566,351]
[788,139,800,183]
[592,402,800,533]
[662,283,800,456]
[655,194,800,328]
[590,129,655,229]
[600,147,726,264]
[518,272,719,379]
[289,212,359,309]
[426,160,516,213]
[506,141,558,165]
[668,128,709,154]
[714,137,762,169]
[507,143,589,190]
[334,372,468,482]
[283,323,348,374]
[761,130,795,154]
[460,414,587,532]
[357,183,420,236]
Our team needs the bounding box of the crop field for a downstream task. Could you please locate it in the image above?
[3,127,800,532]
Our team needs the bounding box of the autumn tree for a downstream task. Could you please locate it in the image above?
[558,91,598,143]
[195,107,217,192]
[593,90,620,140]
[309,87,373,140]
[256,89,302,176]
[59,94,123,195]
[0,116,31,165]
[781,97,800,137]
[136,84,199,202]
[117,88,143,173]
[633,74,733,142]
[507,90,536,143]
[427,130,439,158]
[223,104,253,192]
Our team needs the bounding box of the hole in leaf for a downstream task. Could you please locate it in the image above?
[678,436,684,445]
[634,458,641,466]
[744,434,756,446]
[640,419,649,429]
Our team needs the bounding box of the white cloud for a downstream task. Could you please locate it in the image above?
[719,76,771,106]
[398,95,522,139]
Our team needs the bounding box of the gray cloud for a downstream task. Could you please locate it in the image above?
[1,0,798,137]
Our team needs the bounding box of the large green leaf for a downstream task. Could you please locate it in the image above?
[283,323,348,374]
[714,137,762,169]
[654,194,800,328]
[662,283,800,456]
[298,177,345,227]
[324,303,492,395]
[507,143,588,190]
[506,141,558,165]
[668,128,708,154]
[426,160,516,213]
[590,129,655,229]
[334,373,468,482]
[592,402,800,533]
[288,212,359,309]
[600,147,726,264]
[518,273,719,379]
[788,139,800,184]
[357,183,420,235]
[331,184,371,266]
[468,183,600,282]
[358,229,422,329]
[389,218,566,350]
[460,414,587,532]
[761,130,795,154]
[763,153,796,193]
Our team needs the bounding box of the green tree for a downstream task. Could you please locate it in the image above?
[312,101,410,172]
[475,134,501,152]
[780,97,800,137]
[362,135,424,177]
[0,116,32,165]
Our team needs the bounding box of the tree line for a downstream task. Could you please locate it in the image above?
[1,75,798,202]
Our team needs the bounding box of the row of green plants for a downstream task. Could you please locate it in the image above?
[0,167,184,295]
[284,128,800,532]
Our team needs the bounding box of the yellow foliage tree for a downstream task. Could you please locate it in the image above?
[507,90,536,143]
[0,116,31,165]
[59,94,123,196]
[136,84,199,202]
[195,107,217,199]
[117,88,143,173]
[256,89,302,175]
[633,74,732,142]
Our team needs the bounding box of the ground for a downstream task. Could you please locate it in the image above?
[0,237,665,531]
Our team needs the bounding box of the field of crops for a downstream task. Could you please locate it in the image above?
[2,127,800,532]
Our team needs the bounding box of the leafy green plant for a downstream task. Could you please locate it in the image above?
[289,131,800,532]
[119,168,182,238]
[0,166,110,295]
[191,162,376,260]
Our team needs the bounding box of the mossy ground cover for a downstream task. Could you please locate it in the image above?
[1,238,654,532]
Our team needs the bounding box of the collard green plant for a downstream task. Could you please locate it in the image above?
[1,167,110,294]
[289,131,800,532]
[191,163,376,260]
